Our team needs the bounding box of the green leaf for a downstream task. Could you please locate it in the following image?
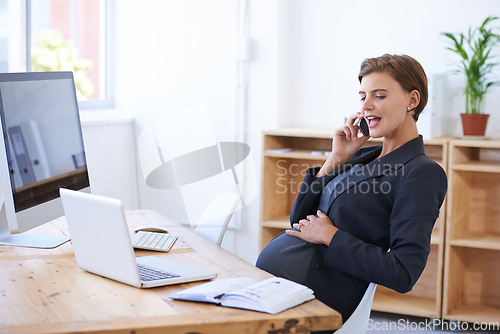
[441,16,500,114]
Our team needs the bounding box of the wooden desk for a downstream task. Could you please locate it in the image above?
[0,210,341,334]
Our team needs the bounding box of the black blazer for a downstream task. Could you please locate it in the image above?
[256,136,447,323]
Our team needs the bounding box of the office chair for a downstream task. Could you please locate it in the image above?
[194,191,240,245]
[335,282,377,334]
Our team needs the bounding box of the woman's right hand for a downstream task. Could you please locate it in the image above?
[316,112,370,177]
[333,112,370,158]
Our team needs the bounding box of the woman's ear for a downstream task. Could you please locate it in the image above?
[408,90,420,110]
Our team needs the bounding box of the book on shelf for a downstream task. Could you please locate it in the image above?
[170,277,315,314]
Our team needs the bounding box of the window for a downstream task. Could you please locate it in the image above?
[0,0,112,108]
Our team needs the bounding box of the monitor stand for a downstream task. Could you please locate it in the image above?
[0,201,70,249]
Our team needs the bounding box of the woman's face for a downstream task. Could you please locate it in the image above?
[359,71,413,139]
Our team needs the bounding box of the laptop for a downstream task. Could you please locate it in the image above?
[59,188,216,288]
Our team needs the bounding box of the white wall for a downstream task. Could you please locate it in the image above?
[278,0,500,137]
[105,0,500,265]
[112,0,272,264]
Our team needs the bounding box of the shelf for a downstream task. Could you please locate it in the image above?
[14,167,90,212]
[263,127,336,139]
[450,140,500,172]
[262,217,290,230]
[443,247,500,324]
[372,290,439,318]
[446,170,500,242]
[451,138,500,148]
[264,149,329,161]
[451,161,500,173]
[443,303,500,324]
[449,232,500,250]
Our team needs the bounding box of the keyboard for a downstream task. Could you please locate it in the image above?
[132,231,178,252]
[137,263,180,282]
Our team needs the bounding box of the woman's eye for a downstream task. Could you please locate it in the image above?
[360,96,366,102]
[375,95,386,100]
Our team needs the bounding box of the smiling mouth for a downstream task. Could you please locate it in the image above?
[366,116,381,127]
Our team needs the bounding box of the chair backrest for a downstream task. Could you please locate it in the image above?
[194,191,240,245]
[335,283,377,334]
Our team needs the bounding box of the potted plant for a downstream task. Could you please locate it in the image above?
[442,16,500,136]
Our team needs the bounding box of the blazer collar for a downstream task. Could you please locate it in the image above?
[351,135,426,170]
[326,135,426,207]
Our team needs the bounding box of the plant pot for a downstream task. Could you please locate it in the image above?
[460,113,490,136]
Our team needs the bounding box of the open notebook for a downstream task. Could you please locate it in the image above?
[60,188,216,288]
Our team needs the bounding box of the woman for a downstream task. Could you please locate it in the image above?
[256,54,447,326]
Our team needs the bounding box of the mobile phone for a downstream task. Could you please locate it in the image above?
[354,117,369,136]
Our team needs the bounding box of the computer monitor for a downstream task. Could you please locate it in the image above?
[0,71,90,248]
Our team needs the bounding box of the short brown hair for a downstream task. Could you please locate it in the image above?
[358,54,428,121]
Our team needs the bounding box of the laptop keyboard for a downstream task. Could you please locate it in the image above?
[132,231,178,252]
[137,263,180,282]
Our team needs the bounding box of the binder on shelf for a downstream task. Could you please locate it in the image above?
[6,137,23,188]
[8,125,35,186]
[72,151,87,168]
[18,121,51,182]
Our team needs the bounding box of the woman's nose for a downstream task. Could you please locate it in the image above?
[362,97,374,110]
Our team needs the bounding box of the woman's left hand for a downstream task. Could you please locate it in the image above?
[286,210,338,246]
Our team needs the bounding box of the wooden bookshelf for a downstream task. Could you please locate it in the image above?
[260,127,333,248]
[442,139,500,323]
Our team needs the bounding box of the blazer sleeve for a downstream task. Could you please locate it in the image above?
[324,161,447,293]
